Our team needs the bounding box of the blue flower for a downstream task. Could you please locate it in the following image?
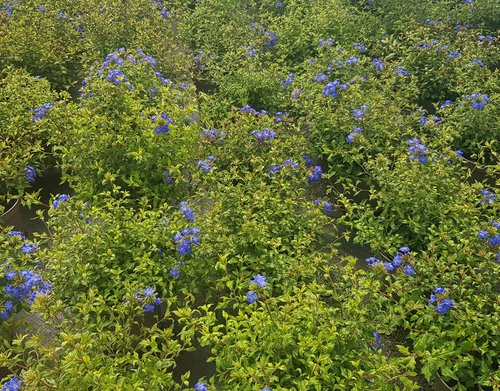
[468,58,485,67]
[249,274,267,288]
[31,102,54,122]
[403,265,415,276]
[7,231,25,239]
[1,376,22,391]
[275,1,284,8]
[392,255,403,267]
[395,66,409,76]
[165,171,174,184]
[322,80,341,98]
[302,155,313,167]
[144,303,155,313]
[25,166,36,183]
[194,382,208,391]
[106,69,129,86]
[373,58,384,71]
[282,73,294,87]
[365,257,379,264]
[447,51,461,58]
[252,129,277,141]
[384,262,395,272]
[352,43,366,52]
[398,247,410,254]
[314,73,327,83]
[308,166,322,182]
[371,331,382,350]
[472,101,485,110]
[324,201,332,216]
[264,31,278,47]
[169,268,180,278]
[52,194,69,209]
[346,127,363,143]
[246,291,258,304]
[143,288,155,297]
[478,230,489,240]
[180,202,195,222]
[152,113,174,134]
[435,298,454,316]
[21,243,38,254]
[197,156,216,173]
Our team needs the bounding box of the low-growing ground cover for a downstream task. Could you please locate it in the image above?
[0,0,498,390]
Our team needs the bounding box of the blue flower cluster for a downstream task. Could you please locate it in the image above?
[429,287,454,316]
[466,93,490,110]
[1,268,52,320]
[305,163,322,182]
[274,111,288,123]
[200,129,225,143]
[365,247,414,275]
[269,158,299,177]
[246,274,267,304]
[197,156,216,173]
[395,66,409,76]
[21,243,38,254]
[313,198,333,216]
[31,102,54,122]
[164,170,174,184]
[137,287,162,313]
[52,194,70,209]
[194,381,208,391]
[25,165,36,183]
[246,46,258,57]
[240,105,268,115]
[264,31,278,47]
[106,69,130,86]
[352,43,366,52]
[319,38,334,47]
[408,138,428,163]
[346,127,363,143]
[281,73,294,87]
[179,202,195,222]
[370,58,384,72]
[480,189,496,205]
[0,0,17,17]
[252,128,277,142]
[478,221,500,246]
[322,80,349,98]
[151,113,174,134]
[1,376,22,391]
[478,35,494,44]
[371,331,382,351]
[467,58,485,67]
[353,105,369,119]
[174,228,201,257]
[7,231,25,239]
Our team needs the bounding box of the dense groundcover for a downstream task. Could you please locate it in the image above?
[0,0,499,390]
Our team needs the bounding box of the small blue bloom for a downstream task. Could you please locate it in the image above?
[143,288,155,297]
[478,230,489,240]
[52,194,69,209]
[22,243,38,254]
[25,166,36,183]
[384,262,395,272]
[403,265,415,276]
[472,101,485,110]
[395,66,409,76]
[180,201,195,222]
[1,376,22,391]
[249,274,267,288]
[169,268,180,278]
[398,247,410,254]
[373,58,384,71]
[194,382,208,391]
[7,231,25,239]
[246,290,258,304]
